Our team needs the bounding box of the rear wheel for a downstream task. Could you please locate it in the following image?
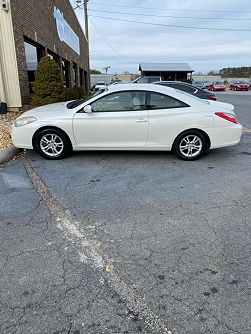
[34,128,71,160]
[173,131,208,161]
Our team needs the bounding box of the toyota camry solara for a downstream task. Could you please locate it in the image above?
[11,84,243,161]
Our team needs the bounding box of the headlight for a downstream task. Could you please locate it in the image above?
[14,116,37,127]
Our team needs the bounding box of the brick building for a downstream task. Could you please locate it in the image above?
[0,0,89,111]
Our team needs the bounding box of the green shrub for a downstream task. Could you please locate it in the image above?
[31,56,87,105]
[63,87,86,101]
[32,56,64,106]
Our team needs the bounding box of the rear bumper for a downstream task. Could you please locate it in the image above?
[208,124,243,149]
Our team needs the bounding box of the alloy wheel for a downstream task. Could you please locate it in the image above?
[40,133,64,157]
[179,135,203,158]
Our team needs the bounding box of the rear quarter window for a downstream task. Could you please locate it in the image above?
[149,92,189,109]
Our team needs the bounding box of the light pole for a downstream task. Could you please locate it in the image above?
[75,0,90,91]
[103,66,111,75]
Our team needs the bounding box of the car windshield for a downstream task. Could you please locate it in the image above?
[96,81,105,85]
[214,81,223,85]
[236,81,247,84]
[67,90,104,109]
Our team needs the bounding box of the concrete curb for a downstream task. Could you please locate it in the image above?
[243,128,251,133]
[0,146,21,164]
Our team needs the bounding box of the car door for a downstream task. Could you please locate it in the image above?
[73,90,148,148]
[146,91,193,149]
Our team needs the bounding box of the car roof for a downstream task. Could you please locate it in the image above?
[107,83,176,93]
[77,83,212,110]
[103,83,212,107]
[153,81,188,84]
[153,81,202,88]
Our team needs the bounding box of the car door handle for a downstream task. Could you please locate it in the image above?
[136,119,148,123]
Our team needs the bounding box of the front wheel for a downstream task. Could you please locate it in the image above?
[34,128,71,160]
[173,131,209,161]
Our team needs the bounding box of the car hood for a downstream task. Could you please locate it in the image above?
[21,102,70,117]
[207,100,234,112]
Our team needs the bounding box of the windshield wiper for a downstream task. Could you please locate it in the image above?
[67,99,85,109]
[66,90,105,109]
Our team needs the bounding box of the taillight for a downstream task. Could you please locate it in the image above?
[208,94,217,101]
[215,112,238,124]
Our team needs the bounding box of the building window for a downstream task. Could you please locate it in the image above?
[79,68,83,87]
[24,40,44,93]
[62,59,70,87]
[73,63,77,87]
[47,50,60,65]
[84,70,88,92]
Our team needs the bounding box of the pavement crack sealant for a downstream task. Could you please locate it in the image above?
[22,159,173,334]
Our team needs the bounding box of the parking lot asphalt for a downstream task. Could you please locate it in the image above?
[215,90,251,129]
[0,93,251,334]
[0,161,149,334]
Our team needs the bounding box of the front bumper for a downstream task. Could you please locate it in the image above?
[11,124,34,149]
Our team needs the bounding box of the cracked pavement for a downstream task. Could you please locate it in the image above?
[0,162,149,334]
[0,94,250,334]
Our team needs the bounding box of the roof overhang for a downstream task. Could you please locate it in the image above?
[139,63,194,73]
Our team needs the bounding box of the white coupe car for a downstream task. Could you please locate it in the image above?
[12,84,242,161]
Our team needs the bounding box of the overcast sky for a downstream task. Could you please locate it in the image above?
[70,0,251,74]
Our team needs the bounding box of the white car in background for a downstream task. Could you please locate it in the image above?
[94,81,107,91]
[11,84,242,161]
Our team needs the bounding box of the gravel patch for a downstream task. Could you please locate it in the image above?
[0,111,23,150]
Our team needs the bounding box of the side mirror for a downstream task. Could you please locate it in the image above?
[84,105,92,113]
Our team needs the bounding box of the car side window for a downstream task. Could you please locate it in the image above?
[90,91,146,112]
[148,92,189,110]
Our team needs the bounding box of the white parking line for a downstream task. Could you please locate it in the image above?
[23,160,173,334]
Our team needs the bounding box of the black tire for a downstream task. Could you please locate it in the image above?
[173,130,209,161]
[34,128,71,160]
